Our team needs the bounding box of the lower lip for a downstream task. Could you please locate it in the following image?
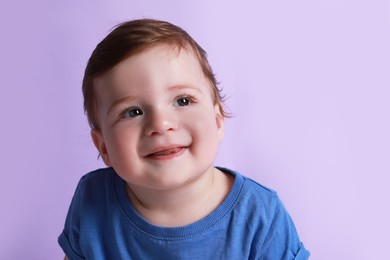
[146,147,187,160]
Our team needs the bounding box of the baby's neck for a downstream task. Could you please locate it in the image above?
[126,168,234,227]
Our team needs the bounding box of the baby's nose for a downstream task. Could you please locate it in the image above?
[144,110,178,136]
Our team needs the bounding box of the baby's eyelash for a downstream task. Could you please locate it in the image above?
[120,107,143,118]
[174,94,198,107]
[180,93,198,102]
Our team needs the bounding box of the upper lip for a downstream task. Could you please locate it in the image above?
[145,145,187,157]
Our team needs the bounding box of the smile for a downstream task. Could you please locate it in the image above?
[145,146,187,160]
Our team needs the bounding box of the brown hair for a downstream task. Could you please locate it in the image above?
[82,18,228,129]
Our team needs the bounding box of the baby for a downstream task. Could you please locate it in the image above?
[59,19,310,259]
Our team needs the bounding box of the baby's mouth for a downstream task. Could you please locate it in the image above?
[146,146,187,159]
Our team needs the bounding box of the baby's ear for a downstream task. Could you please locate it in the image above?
[214,105,225,142]
[91,129,112,166]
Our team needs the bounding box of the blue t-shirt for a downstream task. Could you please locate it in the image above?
[59,167,310,259]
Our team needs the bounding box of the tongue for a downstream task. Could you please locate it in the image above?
[150,147,182,156]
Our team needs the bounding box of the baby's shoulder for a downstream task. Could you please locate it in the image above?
[240,175,281,211]
[75,167,116,196]
[217,167,281,217]
[218,167,278,201]
[242,175,278,199]
[79,167,114,182]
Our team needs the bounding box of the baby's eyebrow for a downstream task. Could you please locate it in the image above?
[107,96,136,115]
[168,85,202,93]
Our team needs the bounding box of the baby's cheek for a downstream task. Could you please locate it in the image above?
[197,122,220,145]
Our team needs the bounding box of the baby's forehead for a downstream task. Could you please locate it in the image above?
[94,43,210,96]
[129,43,199,65]
[97,44,203,85]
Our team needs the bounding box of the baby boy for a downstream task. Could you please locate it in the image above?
[59,19,310,259]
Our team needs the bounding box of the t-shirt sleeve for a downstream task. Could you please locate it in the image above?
[58,177,86,260]
[256,196,310,259]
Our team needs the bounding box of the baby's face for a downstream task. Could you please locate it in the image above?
[92,44,224,191]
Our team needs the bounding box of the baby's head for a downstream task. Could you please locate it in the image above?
[81,19,228,187]
[82,19,228,130]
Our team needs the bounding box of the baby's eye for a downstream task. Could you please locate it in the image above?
[123,108,143,118]
[174,97,191,107]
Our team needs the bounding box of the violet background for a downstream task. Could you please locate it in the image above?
[1,0,389,259]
